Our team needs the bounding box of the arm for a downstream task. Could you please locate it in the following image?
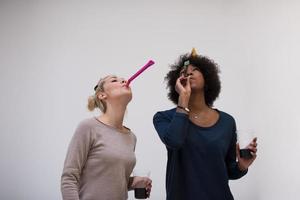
[226,121,248,180]
[61,122,93,200]
[153,110,190,150]
[128,134,137,191]
[153,74,191,149]
[128,177,134,191]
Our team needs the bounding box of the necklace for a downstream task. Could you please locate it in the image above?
[193,114,200,119]
[189,107,212,120]
[189,111,210,122]
[190,109,220,127]
[190,112,203,120]
[189,112,199,118]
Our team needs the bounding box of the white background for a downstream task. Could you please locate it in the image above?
[1,0,299,199]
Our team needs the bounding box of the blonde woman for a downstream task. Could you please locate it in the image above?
[61,75,152,200]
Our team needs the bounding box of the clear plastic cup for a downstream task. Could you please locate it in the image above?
[133,169,151,199]
[237,129,255,159]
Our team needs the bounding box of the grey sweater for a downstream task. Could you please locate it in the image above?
[61,118,136,200]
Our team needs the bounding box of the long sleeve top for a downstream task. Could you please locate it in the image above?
[153,108,247,200]
[61,118,136,200]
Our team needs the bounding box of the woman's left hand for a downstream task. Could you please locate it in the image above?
[131,176,152,198]
[236,137,258,171]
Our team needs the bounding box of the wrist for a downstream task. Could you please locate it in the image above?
[128,177,134,191]
[178,96,189,108]
[177,105,190,114]
[238,162,248,171]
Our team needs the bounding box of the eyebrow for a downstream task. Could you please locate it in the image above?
[107,76,118,80]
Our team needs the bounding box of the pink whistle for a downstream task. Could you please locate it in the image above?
[126,60,155,86]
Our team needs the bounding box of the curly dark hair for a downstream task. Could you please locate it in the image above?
[165,53,221,107]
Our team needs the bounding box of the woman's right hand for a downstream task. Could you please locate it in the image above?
[131,176,152,198]
[175,75,191,107]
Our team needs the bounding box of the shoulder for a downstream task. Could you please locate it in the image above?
[153,108,177,120]
[123,125,135,136]
[68,118,98,142]
[218,110,235,121]
[217,110,236,127]
[120,127,136,147]
[130,132,137,143]
[73,118,99,137]
[77,118,97,129]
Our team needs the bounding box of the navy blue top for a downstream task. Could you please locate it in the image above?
[153,108,247,200]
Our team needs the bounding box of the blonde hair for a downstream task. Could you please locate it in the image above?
[87,76,109,112]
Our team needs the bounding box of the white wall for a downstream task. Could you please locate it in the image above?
[1,0,299,199]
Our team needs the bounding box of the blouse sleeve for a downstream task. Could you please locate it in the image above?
[61,121,93,200]
[153,110,190,150]
[226,120,248,179]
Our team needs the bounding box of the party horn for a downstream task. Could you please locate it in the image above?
[126,60,155,86]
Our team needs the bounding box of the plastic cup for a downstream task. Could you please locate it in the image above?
[237,129,255,159]
[133,170,151,199]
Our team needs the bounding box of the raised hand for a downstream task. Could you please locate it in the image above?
[176,75,191,108]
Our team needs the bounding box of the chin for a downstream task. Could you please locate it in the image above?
[127,96,133,103]
[190,84,199,89]
[123,92,132,102]
[191,86,204,92]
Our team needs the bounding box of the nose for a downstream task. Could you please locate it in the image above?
[186,72,193,76]
[121,79,127,84]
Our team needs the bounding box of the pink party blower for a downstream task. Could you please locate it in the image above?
[126,60,155,86]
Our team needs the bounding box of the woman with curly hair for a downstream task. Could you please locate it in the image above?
[153,49,257,200]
